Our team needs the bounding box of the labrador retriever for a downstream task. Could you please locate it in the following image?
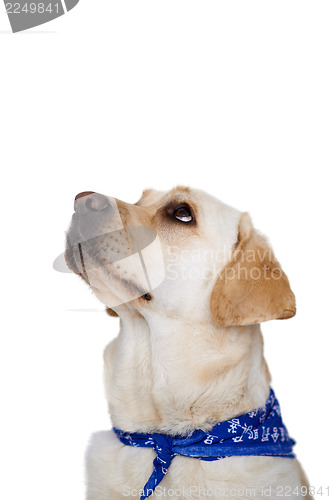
[65,187,310,499]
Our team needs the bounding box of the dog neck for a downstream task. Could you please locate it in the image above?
[103,309,271,436]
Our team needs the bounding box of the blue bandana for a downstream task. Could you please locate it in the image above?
[114,388,295,500]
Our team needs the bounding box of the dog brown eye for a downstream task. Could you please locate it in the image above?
[173,206,193,222]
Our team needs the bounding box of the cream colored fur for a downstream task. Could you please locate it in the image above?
[65,187,309,499]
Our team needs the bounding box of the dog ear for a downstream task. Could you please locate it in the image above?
[210,213,296,326]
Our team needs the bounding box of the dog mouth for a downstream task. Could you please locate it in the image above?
[65,237,90,283]
[65,222,157,301]
[65,191,162,304]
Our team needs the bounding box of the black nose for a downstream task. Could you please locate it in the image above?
[74,191,110,212]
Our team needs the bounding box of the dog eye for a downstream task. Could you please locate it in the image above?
[173,206,193,222]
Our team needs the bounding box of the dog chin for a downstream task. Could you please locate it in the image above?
[65,228,149,302]
[82,263,149,306]
[103,272,148,302]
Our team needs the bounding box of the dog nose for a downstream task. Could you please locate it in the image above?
[74,191,110,212]
[75,191,95,201]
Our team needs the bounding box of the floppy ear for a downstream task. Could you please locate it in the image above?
[210,213,296,326]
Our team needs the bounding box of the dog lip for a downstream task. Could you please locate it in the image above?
[278,309,296,319]
[110,271,148,298]
[64,242,91,284]
[65,241,147,298]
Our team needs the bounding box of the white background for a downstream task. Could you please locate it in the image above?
[1,1,332,498]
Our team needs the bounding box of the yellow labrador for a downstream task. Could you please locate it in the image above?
[65,187,309,499]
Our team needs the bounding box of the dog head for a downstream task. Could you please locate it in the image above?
[65,186,295,326]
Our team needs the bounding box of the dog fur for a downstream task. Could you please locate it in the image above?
[65,187,309,499]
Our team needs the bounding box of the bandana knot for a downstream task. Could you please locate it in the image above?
[114,388,295,500]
